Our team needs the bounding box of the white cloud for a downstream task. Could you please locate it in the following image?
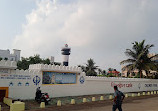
[12,0,158,70]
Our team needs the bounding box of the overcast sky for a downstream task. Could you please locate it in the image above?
[0,0,158,71]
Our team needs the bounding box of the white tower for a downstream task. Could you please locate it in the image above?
[13,49,21,61]
[61,44,71,66]
[49,56,54,64]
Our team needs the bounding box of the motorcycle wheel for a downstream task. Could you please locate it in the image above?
[45,101,48,105]
[41,98,45,102]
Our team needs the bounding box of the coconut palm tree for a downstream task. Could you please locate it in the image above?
[120,40,158,78]
[86,58,98,76]
[78,58,98,76]
[78,65,86,72]
[102,70,107,76]
[98,68,102,75]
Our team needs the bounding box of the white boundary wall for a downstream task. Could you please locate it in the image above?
[0,61,158,100]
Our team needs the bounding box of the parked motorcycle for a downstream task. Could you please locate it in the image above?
[35,87,50,104]
[35,93,50,104]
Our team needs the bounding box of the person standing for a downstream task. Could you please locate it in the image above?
[113,86,125,111]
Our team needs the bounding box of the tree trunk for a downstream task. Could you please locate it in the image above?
[145,70,149,78]
[139,70,142,78]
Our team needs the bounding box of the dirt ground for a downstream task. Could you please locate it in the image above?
[28,95,158,111]
[75,96,158,111]
[1,94,158,111]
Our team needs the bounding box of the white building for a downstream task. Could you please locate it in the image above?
[49,56,54,64]
[0,49,21,62]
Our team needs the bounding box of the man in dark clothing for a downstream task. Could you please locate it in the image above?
[36,87,42,100]
[113,86,125,111]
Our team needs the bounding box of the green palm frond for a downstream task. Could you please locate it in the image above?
[120,59,136,65]
[122,64,135,72]
[125,49,137,59]
[121,40,157,78]
[149,54,158,60]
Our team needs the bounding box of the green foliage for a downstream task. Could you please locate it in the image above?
[102,70,106,74]
[42,58,51,64]
[53,62,61,66]
[17,54,52,70]
[134,73,140,78]
[78,58,98,76]
[78,65,86,72]
[86,70,97,76]
[153,74,158,79]
[98,68,102,75]
[120,40,158,78]
[17,57,30,70]
[108,68,113,71]
[102,70,107,76]
[4,57,8,60]
[106,73,116,77]
[97,75,104,77]
[0,57,2,61]
[97,70,107,77]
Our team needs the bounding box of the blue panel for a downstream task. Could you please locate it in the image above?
[42,71,76,84]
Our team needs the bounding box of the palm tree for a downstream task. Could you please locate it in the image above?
[78,65,86,72]
[78,58,98,76]
[86,58,98,76]
[120,40,158,78]
[98,68,102,75]
[102,70,106,75]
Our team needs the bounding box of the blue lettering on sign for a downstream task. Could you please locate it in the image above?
[79,76,85,84]
[0,74,31,80]
[33,76,41,86]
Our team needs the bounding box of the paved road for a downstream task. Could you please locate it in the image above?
[73,96,158,111]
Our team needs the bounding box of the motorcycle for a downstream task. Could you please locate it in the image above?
[35,93,51,105]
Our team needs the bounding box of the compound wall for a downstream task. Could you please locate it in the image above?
[0,62,158,100]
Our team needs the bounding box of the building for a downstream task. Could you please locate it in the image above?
[0,49,21,62]
[121,53,158,77]
[108,70,120,77]
[49,56,54,64]
[121,68,146,77]
[148,53,158,62]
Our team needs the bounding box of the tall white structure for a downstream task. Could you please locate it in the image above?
[49,56,54,64]
[61,44,71,66]
[0,49,21,61]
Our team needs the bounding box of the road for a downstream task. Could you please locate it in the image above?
[29,95,158,111]
[74,96,158,111]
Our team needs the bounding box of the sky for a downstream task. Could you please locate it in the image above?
[0,0,158,71]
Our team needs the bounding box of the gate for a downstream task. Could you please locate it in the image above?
[0,87,8,102]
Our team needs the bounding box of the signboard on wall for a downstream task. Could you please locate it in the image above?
[0,74,31,80]
[0,69,10,73]
[111,82,133,88]
[42,71,76,84]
